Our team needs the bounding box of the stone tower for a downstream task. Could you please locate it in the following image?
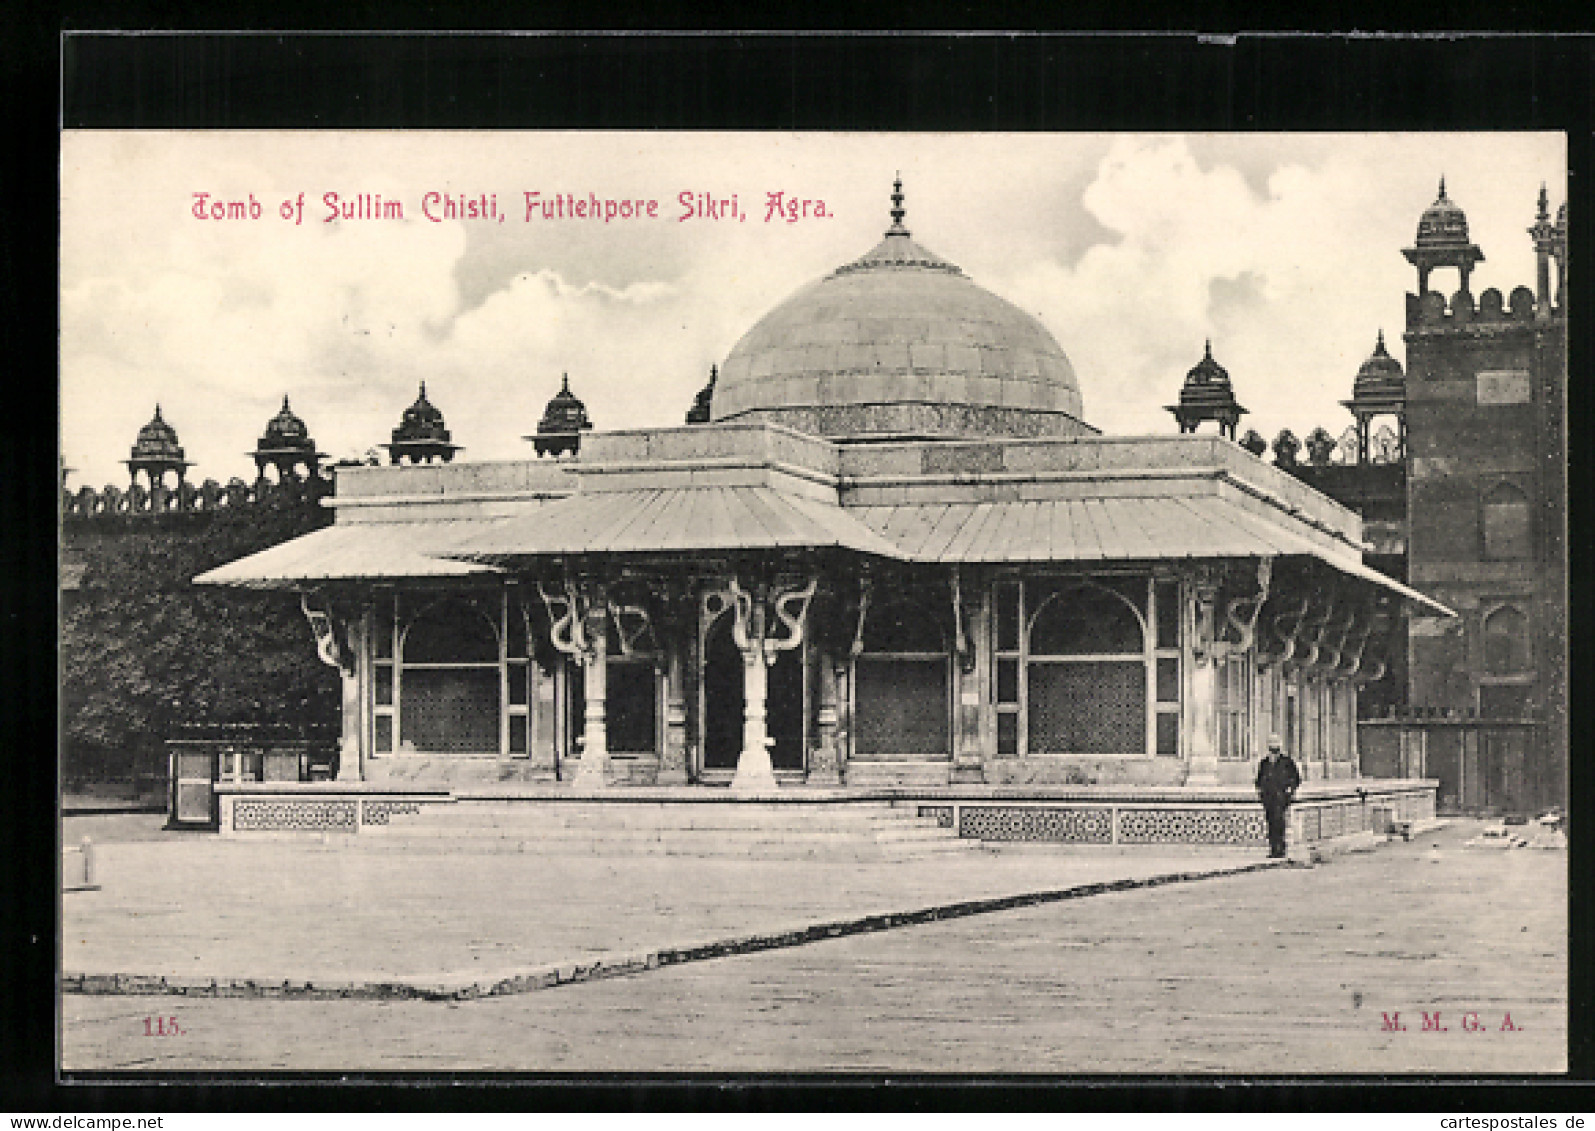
[1401,180,1566,809]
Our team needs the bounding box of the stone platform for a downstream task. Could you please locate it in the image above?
[210,778,1438,852]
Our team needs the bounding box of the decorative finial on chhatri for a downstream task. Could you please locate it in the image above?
[1537,182,1550,220]
[1204,338,1213,358]
[1437,175,1447,200]
[281,394,292,411]
[561,372,571,394]
[1376,328,1386,351]
[887,172,909,236]
[153,403,163,420]
[419,380,427,399]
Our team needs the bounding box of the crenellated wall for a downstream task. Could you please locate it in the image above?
[1405,285,1545,332]
[61,473,333,522]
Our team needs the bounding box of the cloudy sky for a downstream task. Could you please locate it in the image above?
[60,131,1564,489]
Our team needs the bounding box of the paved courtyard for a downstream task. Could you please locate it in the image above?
[60,816,1565,1074]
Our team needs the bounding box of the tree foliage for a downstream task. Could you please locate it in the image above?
[60,491,338,781]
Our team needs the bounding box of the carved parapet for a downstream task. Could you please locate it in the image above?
[1407,285,1540,331]
[60,469,333,524]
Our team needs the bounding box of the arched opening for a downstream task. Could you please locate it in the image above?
[1482,482,1531,560]
[1026,584,1148,756]
[700,608,805,775]
[853,597,951,759]
[398,596,501,754]
[1482,605,1530,675]
[701,612,743,771]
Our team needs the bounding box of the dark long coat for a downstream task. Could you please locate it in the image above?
[1255,753,1301,807]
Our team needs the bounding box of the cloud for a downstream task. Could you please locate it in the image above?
[60,131,1564,487]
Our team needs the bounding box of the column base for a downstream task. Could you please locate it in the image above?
[1184,757,1220,787]
[570,758,609,792]
[950,763,985,785]
[336,739,361,783]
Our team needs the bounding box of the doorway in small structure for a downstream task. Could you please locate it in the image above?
[700,609,806,779]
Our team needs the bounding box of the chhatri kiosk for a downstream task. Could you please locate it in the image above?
[198,183,1444,846]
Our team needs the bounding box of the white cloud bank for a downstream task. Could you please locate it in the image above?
[60,131,1563,488]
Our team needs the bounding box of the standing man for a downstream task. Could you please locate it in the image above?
[1255,733,1301,858]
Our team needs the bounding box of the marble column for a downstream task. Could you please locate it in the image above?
[572,604,609,792]
[1184,571,1222,787]
[659,633,689,786]
[952,577,989,784]
[337,608,366,783]
[808,644,842,786]
[731,596,778,793]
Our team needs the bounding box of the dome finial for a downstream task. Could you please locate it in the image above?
[1537,182,1550,221]
[418,380,427,399]
[153,403,163,421]
[1438,175,1447,200]
[561,371,570,394]
[887,173,909,236]
[1376,328,1386,352]
[281,394,291,412]
[1204,338,1213,359]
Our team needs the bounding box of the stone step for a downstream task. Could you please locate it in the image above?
[378,802,943,832]
[844,761,952,787]
[360,822,960,846]
[346,834,985,860]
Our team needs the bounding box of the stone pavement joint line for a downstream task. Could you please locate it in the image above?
[62,857,1291,1002]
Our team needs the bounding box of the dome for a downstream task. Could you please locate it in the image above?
[386,382,460,464]
[1352,331,1405,403]
[130,404,185,463]
[259,395,315,452]
[710,178,1087,441]
[392,382,452,445]
[532,373,593,458]
[1415,178,1472,249]
[1165,340,1246,437]
[1178,340,1235,406]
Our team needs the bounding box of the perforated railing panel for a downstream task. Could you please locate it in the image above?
[1027,660,1145,754]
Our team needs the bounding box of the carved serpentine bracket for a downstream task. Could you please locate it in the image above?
[1219,557,1274,656]
[1290,590,1339,673]
[606,598,656,659]
[1256,590,1309,671]
[766,576,818,661]
[538,577,601,659]
[1355,599,1395,684]
[1318,596,1360,674]
[949,568,980,674]
[1188,566,1223,665]
[1338,600,1382,680]
[849,576,874,659]
[703,574,818,666]
[300,590,355,676]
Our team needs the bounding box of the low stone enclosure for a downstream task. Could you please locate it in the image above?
[205,779,1437,851]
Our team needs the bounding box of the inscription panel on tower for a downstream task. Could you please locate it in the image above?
[1476,370,1532,405]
